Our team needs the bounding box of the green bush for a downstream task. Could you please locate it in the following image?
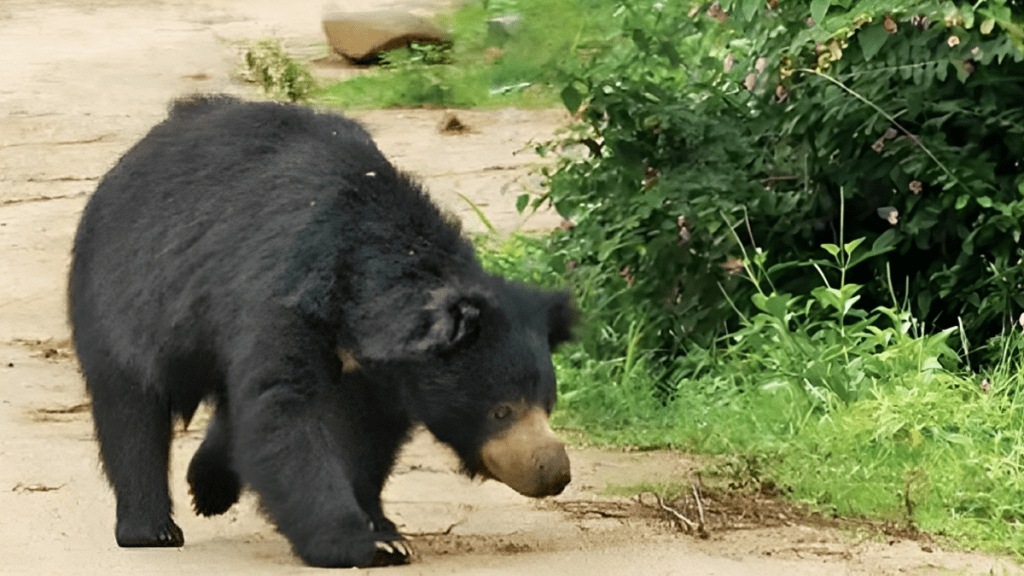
[538,0,1024,363]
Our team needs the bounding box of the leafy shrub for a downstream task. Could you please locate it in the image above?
[538,0,1024,362]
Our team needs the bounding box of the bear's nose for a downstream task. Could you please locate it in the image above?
[533,442,571,496]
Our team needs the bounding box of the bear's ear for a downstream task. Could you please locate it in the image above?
[547,291,578,349]
[356,290,481,361]
[408,297,480,356]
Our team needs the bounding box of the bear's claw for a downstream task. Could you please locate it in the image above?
[371,539,413,566]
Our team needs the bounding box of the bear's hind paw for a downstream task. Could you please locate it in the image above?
[115,518,184,548]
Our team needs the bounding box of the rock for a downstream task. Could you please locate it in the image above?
[323,11,450,64]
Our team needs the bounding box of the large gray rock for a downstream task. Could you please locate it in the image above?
[323,11,450,64]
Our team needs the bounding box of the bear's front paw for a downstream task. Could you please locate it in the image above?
[295,531,414,568]
[372,539,414,567]
[187,451,241,516]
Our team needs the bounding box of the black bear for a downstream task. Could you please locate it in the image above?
[68,95,576,568]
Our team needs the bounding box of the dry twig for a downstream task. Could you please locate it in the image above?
[637,481,710,539]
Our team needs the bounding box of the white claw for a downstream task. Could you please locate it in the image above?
[374,541,395,554]
[394,541,413,557]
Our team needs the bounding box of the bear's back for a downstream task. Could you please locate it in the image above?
[69,95,476,371]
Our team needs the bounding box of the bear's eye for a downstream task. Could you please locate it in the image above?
[491,404,512,420]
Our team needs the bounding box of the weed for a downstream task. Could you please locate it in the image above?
[242,39,316,102]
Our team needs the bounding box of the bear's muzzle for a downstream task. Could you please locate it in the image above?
[479,405,571,497]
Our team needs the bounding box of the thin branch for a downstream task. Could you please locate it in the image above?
[692,484,707,529]
[638,487,709,538]
[796,67,964,193]
[639,491,698,532]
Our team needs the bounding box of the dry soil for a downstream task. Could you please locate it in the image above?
[1,0,1021,574]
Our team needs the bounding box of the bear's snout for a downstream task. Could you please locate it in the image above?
[479,405,571,498]
[532,442,572,496]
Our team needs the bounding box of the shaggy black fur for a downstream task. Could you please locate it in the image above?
[68,95,576,567]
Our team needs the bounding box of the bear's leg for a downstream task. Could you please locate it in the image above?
[226,337,411,568]
[87,365,183,547]
[355,435,407,537]
[187,402,241,516]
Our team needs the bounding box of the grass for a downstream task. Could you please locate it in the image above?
[315,0,617,109]
[476,232,1024,556]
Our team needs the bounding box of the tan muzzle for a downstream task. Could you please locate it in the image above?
[479,405,571,497]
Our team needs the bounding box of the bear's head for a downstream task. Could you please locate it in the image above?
[352,275,577,497]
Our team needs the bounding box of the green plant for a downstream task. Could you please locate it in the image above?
[373,42,468,107]
[537,0,1024,363]
[242,39,316,102]
[475,233,569,288]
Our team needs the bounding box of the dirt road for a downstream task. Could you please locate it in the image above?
[0,0,1020,574]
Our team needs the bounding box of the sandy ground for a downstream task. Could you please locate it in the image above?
[0,0,1021,574]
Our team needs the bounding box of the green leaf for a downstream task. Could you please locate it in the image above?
[810,0,830,25]
[741,0,761,22]
[560,84,584,112]
[822,243,841,257]
[812,286,843,311]
[981,18,996,35]
[843,294,862,316]
[516,193,530,214]
[659,41,681,66]
[953,59,971,83]
[843,237,865,256]
[977,196,993,208]
[642,92,661,103]
[858,24,889,61]
[962,4,975,29]
[870,229,898,254]
[752,293,791,321]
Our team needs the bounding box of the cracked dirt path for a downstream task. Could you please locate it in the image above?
[0,1,1020,574]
